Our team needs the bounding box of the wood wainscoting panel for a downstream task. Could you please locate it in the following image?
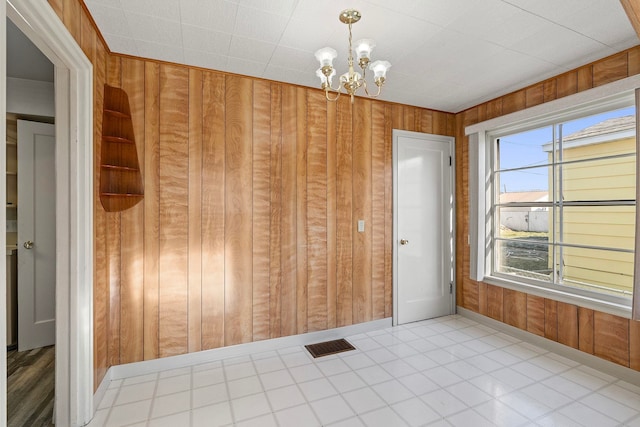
[252,80,272,342]
[593,52,629,87]
[201,72,226,350]
[578,307,595,355]
[119,58,146,363]
[336,96,354,327]
[526,294,545,337]
[544,300,558,341]
[143,62,160,360]
[158,64,190,357]
[594,312,630,367]
[352,99,373,324]
[296,87,309,335]
[557,302,579,350]
[631,319,640,370]
[503,289,526,330]
[486,285,504,322]
[280,85,298,337]
[224,75,254,346]
[270,83,284,337]
[306,90,329,332]
[188,69,203,353]
[371,103,386,320]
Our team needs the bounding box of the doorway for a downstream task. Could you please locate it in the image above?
[2,1,94,426]
[393,130,455,325]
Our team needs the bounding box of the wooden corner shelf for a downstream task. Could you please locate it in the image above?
[100,85,144,212]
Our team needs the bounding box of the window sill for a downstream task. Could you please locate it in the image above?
[482,275,632,319]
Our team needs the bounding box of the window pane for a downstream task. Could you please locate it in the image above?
[559,155,635,202]
[557,206,635,251]
[495,239,552,281]
[497,126,553,171]
[496,166,551,195]
[497,206,550,237]
[554,245,633,297]
[560,106,635,146]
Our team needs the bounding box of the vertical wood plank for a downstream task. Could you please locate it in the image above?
[543,80,557,103]
[557,302,578,349]
[252,80,272,342]
[544,300,558,341]
[107,213,121,367]
[93,39,108,388]
[336,96,353,327]
[326,96,337,330]
[270,83,283,337]
[433,111,449,135]
[296,88,308,334]
[371,103,386,320]
[556,72,578,98]
[280,86,297,337]
[486,285,503,321]
[577,66,594,92]
[478,282,487,315]
[629,47,640,76]
[119,57,146,363]
[62,0,81,45]
[383,104,393,317]
[143,61,160,360]
[594,312,630,367]
[307,90,328,332]
[526,295,545,337]
[593,52,629,87]
[79,9,95,61]
[418,109,433,134]
[352,99,373,324]
[502,91,526,115]
[225,75,254,345]
[525,83,544,108]
[188,69,203,353]
[503,289,526,330]
[158,64,190,357]
[48,0,64,20]
[201,72,226,350]
[578,307,595,355]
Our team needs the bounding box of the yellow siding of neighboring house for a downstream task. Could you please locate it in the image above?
[549,136,635,295]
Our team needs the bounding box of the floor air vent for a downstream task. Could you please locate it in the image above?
[305,338,355,358]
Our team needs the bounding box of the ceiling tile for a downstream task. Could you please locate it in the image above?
[125,12,183,48]
[269,45,315,72]
[179,0,238,33]
[135,40,185,64]
[229,36,277,63]
[184,49,228,71]
[84,3,132,39]
[225,57,267,77]
[233,5,290,43]
[103,34,139,56]
[119,0,181,21]
[182,25,232,56]
[237,0,299,16]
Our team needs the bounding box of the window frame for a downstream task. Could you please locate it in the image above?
[466,75,640,318]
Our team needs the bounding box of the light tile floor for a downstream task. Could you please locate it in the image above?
[87,315,640,427]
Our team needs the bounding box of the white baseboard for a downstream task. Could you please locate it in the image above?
[107,318,391,381]
[458,306,640,386]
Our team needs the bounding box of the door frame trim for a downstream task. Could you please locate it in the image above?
[4,1,94,425]
[392,129,456,326]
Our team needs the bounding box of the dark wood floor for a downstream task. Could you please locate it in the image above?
[7,345,55,427]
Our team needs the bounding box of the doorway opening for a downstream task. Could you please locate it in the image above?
[3,1,95,426]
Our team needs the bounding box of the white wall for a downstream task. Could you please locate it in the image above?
[6,77,54,117]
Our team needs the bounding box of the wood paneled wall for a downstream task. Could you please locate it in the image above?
[455,47,640,371]
[50,0,456,390]
[96,58,453,375]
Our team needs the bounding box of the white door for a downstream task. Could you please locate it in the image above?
[17,120,55,351]
[393,130,454,325]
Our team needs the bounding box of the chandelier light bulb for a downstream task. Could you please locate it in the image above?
[354,39,375,61]
[369,60,391,79]
[314,47,337,68]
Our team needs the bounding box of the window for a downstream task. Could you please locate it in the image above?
[490,106,635,304]
[466,77,640,313]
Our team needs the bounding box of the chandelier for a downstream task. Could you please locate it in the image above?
[314,9,391,103]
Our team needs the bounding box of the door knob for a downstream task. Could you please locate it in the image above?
[23,240,34,249]
[400,239,409,245]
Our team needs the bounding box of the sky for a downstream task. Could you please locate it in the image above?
[497,106,636,193]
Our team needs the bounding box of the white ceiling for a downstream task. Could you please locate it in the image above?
[84,0,639,113]
[7,18,54,82]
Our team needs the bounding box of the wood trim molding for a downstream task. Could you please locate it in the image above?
[621,0,640,40]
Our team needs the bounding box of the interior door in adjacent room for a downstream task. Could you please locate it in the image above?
[393,130,454,325]
[17,119,55,351]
